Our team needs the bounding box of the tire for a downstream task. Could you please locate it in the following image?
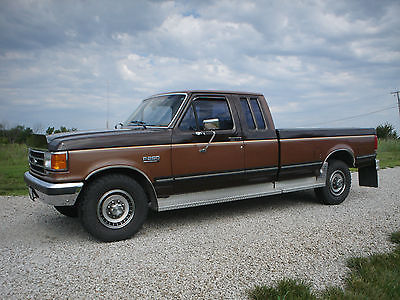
[315,159,351,205]
[54,205,79,218]
[78,174,148,242]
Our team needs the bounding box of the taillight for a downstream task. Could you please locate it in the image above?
[374,135,378,151]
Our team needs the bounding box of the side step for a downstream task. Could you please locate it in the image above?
[156,163,327,212]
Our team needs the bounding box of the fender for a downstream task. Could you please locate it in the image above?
[85,165,158,206]
[324,147,355,167]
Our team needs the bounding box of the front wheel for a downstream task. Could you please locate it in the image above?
[79,174,148,242]
[54,205,78,218]
[315,159,351,205]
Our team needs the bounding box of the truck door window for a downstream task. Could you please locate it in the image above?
[249,98,266,129]
[179,104,197,131]
[179,98,233,131]
[240,98,256,129]
[194,99,233,130]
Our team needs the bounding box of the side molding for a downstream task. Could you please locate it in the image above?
[156,162,328,211]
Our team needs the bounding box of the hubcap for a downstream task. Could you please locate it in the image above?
[329,170,346,196]
[97,189,135,229]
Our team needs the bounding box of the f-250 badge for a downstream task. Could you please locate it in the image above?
[142,155,160,163]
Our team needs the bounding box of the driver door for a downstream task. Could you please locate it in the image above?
[171,95,245,194]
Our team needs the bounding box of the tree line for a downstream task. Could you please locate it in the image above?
[0,124,77,144]
[376,123,398,139]
[0,122,398,144]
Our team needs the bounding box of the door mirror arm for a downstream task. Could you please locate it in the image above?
[199,130,216,153]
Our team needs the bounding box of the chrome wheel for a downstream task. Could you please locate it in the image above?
[329,170,346,196]
[315,159,351,205]
[97,189,135,229]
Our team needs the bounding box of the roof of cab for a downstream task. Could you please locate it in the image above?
[153,90,263,96]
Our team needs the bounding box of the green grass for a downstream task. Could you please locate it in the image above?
[249,279,316,300]
[249,231,400,299]
[0,143,29,195]
[377,139,400,168]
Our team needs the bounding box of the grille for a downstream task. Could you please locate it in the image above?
[29,149,46,175]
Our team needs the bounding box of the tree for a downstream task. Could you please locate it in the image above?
[376,123,398,139]
[46,126,77,135]
[0,125,33,144]
[0,123,7,143]
[0,124,78,144]
[46,127,55,135]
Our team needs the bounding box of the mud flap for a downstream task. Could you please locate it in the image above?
[358,159,378,187]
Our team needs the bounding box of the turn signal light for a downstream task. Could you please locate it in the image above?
[51,153,67,170]
[374,135,378,151]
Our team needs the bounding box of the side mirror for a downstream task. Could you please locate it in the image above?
[203,118,220,131]
[198,118,219,153]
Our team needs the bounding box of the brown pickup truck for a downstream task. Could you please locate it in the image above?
[24,91,378,241]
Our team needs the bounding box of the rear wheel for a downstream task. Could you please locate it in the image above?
[79,174,148,242]
[315,159,351,205]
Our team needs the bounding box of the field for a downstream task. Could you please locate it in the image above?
[0,139,399,195]
[378,139,400,168]
[0,143,28,195]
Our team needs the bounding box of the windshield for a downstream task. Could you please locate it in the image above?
[125,94,186,127]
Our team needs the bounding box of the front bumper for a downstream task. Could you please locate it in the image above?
[24,171,83,206]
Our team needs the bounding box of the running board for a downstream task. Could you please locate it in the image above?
[156,163,328,211]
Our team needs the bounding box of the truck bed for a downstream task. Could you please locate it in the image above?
[277,128,376,139]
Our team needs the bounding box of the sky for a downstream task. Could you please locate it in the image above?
[0,0,399,133]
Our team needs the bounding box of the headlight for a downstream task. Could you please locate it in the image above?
[44,152,68,171]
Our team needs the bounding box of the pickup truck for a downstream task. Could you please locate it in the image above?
[24,91,378,241]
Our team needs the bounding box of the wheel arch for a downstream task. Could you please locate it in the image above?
[324,149,355,167]
[80,165,158,209]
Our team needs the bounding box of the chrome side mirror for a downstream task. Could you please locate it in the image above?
[203,118,220,130]
[198,118,219,153]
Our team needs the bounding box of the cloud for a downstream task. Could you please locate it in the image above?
[0,0,399,133]
[117,53,257,94]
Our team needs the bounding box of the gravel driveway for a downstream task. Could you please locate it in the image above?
[1,167,399,299]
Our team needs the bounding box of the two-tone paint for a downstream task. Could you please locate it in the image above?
[25,90,378,211]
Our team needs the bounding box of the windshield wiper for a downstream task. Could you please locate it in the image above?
[128,120,147,129]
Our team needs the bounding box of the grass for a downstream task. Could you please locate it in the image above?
[378,139,400,169]
[249,279,316,300]
[0,143,29,195]
[249,232,400,299]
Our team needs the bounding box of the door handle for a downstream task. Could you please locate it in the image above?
[228,136,242,141]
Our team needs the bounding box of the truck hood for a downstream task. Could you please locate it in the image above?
[27,128,171,152]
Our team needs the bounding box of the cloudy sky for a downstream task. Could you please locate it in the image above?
[0,0,399,133]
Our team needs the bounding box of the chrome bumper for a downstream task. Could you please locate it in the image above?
[24,171,83,206]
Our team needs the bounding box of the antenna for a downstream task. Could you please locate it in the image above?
[106,80,109,129]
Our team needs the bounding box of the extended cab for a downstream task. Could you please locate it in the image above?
[24,91,378,241]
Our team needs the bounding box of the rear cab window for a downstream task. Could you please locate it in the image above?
[240,97,267,130]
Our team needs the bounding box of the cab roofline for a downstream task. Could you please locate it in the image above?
[152,90,263,97]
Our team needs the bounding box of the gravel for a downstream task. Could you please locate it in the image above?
[1,167,399,299]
